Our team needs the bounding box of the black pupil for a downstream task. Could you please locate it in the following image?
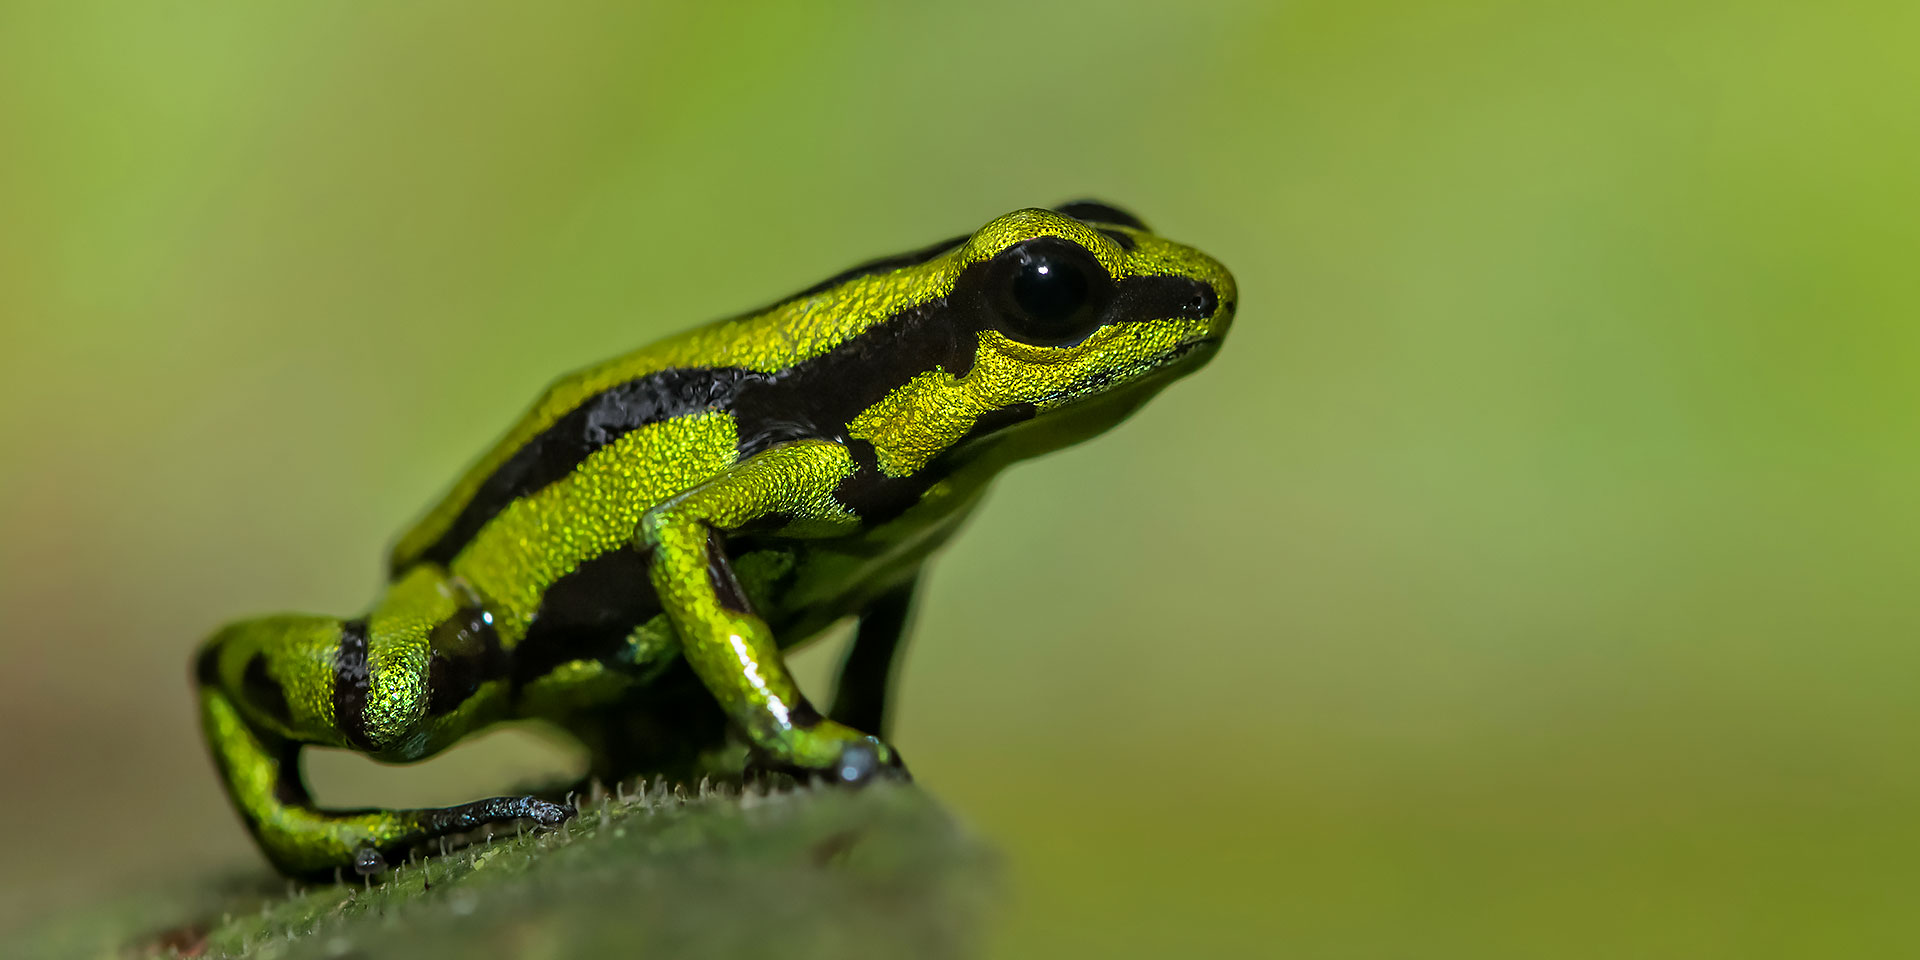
[1010,250,1090,334]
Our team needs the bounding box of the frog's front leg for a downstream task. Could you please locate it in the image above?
[829,574,920,740]
[639,440,904,783]
[194,618,572,877]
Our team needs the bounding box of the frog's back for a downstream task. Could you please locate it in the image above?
[388,331,736,577]
[384,234,970,635]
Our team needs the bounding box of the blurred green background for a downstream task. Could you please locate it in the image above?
[2,1,1915,956]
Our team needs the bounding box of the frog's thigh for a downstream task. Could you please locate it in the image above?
[194,620,572,877]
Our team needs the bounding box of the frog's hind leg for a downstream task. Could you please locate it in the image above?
[193,615,572,878]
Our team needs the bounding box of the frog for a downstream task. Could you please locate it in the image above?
[192,201,1237,877]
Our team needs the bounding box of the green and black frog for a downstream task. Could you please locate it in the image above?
[192,201,1237,876]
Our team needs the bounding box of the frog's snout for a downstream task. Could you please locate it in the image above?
[1205,269,1238,342]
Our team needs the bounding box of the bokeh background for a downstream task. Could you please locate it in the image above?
[2,2,1914,956]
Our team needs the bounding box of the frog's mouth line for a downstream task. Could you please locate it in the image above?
[1037,336,1222,407]
[951,336,1224,460]
[1168,335,1223,363]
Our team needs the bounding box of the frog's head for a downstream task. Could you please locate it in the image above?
[840,201,1236,476]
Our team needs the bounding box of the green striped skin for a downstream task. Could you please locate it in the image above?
[193,203,1237,876]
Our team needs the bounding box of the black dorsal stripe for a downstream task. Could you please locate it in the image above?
[332,618,374,750]
[408,259,1218,572]
[409,225,965,572]
[414,368,763,570]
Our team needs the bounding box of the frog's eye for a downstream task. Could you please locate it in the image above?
[987,237,1110,346]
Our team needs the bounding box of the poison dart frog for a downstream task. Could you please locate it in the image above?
[193,201,1237,876]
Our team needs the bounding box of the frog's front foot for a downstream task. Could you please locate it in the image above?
[826,739,909,784]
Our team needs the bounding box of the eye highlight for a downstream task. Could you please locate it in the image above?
[988,237,1110,346]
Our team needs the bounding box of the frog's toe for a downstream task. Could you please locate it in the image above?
[472,794,574,827]
[832,740,910,785]
[352,845,388,877]
[519,797,575,825]
[833,742,879,783]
